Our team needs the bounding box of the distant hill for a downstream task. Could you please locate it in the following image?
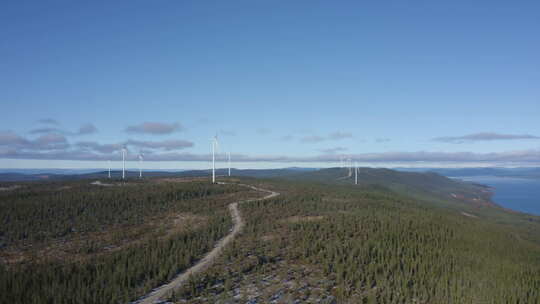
[285,167,495,209]
[398,167,540,179]
[0,168,315,182]
[0,166,507,210]
[0,173,53,182]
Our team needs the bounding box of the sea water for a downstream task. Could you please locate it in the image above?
[455,176,540,216]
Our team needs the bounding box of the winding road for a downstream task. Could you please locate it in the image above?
[134,183,280,304]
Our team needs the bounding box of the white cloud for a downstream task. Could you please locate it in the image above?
[37,118,59,125]
[300,135,326,143]
[319,147,348,154]
[77,123,98,135]
[328,132,353,140]
[301,131,353,143]
[125,122,183,135]
[126,139,194,150]
[2,148,540,164]
[433,132,540,143]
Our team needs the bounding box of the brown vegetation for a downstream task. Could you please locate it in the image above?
[283,215,325,223]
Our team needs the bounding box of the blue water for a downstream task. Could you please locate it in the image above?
[455,176,540,216]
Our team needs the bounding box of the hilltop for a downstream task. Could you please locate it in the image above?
[286,167,494,207]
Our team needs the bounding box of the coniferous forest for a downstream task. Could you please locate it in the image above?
[171,181,540,303]
[0,179,254,303]
[1,176,540,303]
[2,1,539,303]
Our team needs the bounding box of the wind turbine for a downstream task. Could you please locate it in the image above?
[211,135,219,183]
[138,153,144,179]
[108,160,111,179]
[121,145,127,180]
[355,161,358,185]
[228,152,231,177]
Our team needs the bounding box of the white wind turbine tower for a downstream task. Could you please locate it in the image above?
[210,135,219,183]
[138,153,144,179]
[355,161,358,185]
[228,152,231,177]
[121,146,127,180]
[108,160,111,179]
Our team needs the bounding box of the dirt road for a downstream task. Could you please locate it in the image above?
[134,183,279,304]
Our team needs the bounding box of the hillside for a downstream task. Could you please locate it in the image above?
[402,167,540,180]
[286,168,540,244]
[0,178,261,303]
[287,167,493,207]
[171,180,540,303]
[1,174,539,303]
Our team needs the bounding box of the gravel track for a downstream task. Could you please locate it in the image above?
[134,183,279,304]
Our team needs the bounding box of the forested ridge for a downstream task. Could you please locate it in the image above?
[1,177,540,303]
[0,180,243,244]
[172,182,540,303]
[0,179,253,303]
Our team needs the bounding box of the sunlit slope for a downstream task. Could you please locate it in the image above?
[287,167,491,206]
[284,167,540,245]
[170,179,540,303]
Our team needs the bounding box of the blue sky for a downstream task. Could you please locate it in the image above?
[1,1,539,169]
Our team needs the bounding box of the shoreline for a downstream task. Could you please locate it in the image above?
[456,176,540,217]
